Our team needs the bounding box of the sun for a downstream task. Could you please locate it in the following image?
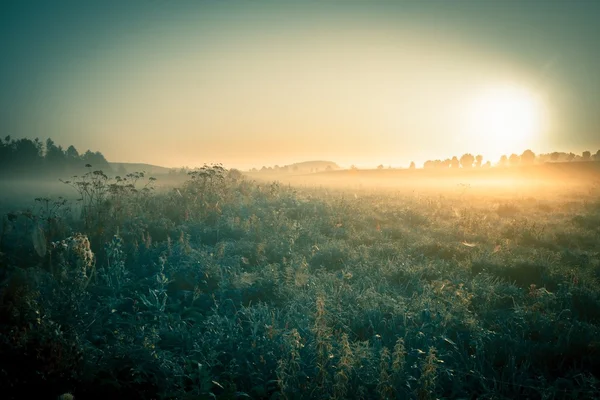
[463,84,543,158]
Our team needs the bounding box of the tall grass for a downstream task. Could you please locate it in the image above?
[1,166,599,398]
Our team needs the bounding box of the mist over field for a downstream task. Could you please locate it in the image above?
[2,1,600,399]
[2,143,600,400]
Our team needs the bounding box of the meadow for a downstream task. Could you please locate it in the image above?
[1,164,600,399]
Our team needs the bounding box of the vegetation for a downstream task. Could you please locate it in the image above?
[249,161,340,175]
[422,149,600,170]
[0,136,111,177]
[1,163,600,399]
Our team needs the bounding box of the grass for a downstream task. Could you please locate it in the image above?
[1,166,600,399]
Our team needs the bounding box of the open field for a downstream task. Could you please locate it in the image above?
[1,165,600,399]
[4,0,600,398]
[248,161,600,192]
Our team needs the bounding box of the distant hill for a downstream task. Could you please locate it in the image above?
[288,160,340,172]
[109,162,173,176]
[109,160,341,177]
[249,160,341,173]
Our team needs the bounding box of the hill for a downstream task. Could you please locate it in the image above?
[287,160,340,172]
[109,162,173,176]
[249,160,340,174]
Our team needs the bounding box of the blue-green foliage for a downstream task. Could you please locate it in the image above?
[1,167,600,399]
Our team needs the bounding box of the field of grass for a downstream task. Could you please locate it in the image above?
[1,165,600,399]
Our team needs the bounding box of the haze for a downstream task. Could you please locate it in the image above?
[1,1,599,169]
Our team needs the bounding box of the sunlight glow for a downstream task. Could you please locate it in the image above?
[464,84,544,159]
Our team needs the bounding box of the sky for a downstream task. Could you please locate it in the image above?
[1,0,599,169]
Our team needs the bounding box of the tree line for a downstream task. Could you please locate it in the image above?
[419,149,600,169]
[0,136,111,177]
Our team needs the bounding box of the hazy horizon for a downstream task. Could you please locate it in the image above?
[2,1,600,170]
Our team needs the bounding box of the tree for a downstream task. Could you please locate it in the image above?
[450,156,460,168]
[521,149,536,166]
[10,138,43,172]
[0,136,115,177]
[423,160,434,169]
[377,164,384,170]
[498,155,508,167]
[33,138,43,157]
[65,145,81,170]
[409,161,416,169]
[594,150,600,161]
[66,145,80,160]
[475,155,483,168]
[81,150,111,171]
[550,152,560,161]
[508,153,520,167]
[460,153,475,168]
[45,138,67,172]
[14,138,42,162]
[483,161,491,168]
[566,152,576,162]
[0,137,10,169]
[227,168,243,181]
[582,151,591,161]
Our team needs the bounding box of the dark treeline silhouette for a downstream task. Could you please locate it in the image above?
[0,136,111,178]
[421,149,600,169]
[423,154,491,169]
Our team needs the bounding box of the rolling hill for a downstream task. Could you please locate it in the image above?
[109,162,173,176]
